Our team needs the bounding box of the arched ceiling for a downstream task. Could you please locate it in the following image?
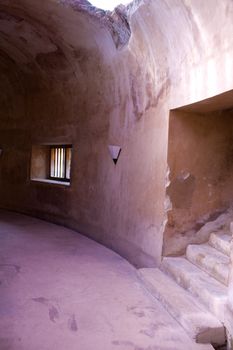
[0,0,233,110]
[0,0,136,110]
[0,0,132,73]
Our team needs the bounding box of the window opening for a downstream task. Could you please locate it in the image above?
[50,145,72,182]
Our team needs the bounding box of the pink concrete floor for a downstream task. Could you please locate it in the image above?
[0,210,213,350]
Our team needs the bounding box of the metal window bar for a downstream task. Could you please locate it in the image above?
[50,145,72,182]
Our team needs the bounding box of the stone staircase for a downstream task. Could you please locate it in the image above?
[138,229,232,348]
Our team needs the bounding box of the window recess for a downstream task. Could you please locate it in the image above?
[30,144,72,186]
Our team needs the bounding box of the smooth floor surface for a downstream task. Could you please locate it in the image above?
[0,210,214,350]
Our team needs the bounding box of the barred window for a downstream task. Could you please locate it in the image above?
[50,145,72,182]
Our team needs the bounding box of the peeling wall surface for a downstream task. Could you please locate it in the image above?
[0,0,233,267]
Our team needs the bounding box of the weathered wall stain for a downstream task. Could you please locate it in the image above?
[167,174,196,210]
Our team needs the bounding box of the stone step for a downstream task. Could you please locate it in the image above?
[138,268,225,346]
[209,231,232,257]
[161,257,228,321]
[186,243,230,286]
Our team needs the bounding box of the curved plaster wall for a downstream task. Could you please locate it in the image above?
[0,0,233,266]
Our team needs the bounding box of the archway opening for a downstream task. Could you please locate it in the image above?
[164,90,233,256]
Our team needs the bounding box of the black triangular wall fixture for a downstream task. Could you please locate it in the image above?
[108,145,121,165]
